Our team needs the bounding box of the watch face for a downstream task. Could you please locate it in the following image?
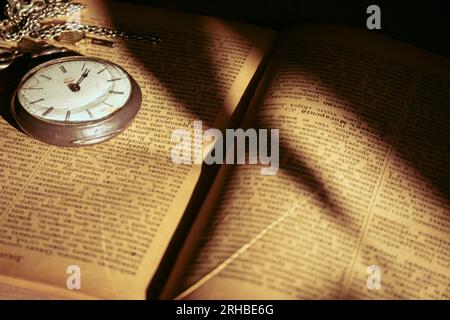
[17,56,132,123]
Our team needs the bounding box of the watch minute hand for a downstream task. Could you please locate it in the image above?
[76,69,90,85]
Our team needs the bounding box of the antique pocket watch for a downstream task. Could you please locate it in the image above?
[11,54,142,147]
[0,0,161,147]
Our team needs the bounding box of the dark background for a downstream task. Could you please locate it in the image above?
[1,1,449,57]
[117,0,450,58]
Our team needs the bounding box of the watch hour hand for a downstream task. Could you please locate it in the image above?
[76,69,90,85]
[68,68,90,92]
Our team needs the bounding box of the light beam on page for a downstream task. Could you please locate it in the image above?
[175,203,301,300]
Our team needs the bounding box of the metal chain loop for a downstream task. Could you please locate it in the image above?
[0,0,161,44]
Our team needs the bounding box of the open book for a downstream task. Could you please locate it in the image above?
[0,0,449,299]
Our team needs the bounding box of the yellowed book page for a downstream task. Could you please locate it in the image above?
[174,24,450,299]
[0,0,276,299]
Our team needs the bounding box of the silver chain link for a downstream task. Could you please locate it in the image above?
[0,0,161,44]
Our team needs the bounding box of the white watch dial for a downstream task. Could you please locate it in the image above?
[17,57,132,123]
